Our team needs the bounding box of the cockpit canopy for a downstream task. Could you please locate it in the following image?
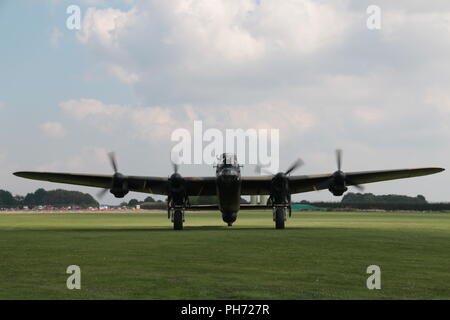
[216,153,239,168]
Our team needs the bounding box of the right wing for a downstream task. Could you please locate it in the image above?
[13,172,217,196]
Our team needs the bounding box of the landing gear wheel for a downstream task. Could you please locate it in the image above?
[173,210,183,230]
[275,207,285,230]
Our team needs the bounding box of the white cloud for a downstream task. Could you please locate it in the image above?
[39,122,67,139]
[76,0,354,94]
[35,147,110,172]
[69,1,450,157]
[353,108,384,123]
[59,99,176,139]
[109,64,140,84]
[60,98,125,119]
[59,98,316,142]
[77,7,135,48]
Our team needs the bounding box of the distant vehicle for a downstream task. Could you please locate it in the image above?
[14,150,444,230]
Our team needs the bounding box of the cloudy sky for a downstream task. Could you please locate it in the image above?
[1,0,449,203]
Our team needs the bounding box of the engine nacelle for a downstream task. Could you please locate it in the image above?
[168,173,187,206]
[111,188,129,198]
[327,170,348,196]
[270,172,290,204]
[110,175,129,198]
[329,185,348,196]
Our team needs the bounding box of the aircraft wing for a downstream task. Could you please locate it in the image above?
[14,167,444,197]
[241,167,444,195]
[13,172,217,196]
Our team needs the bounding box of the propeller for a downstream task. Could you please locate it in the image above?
[170,152,181,174]
[317,149,364,194]
[255,158,304,176]
[97,152,124,199]
[348,180,365,192]
[256,158,304,216]
[285,158,304,176]
[336,148,342,171]
[335,149,364,191]
[168,153,186,193]
[109,152,118,174]
[172,162,179,174]
[97,187,109,199]
[255,164,275,176]
[167,155,187,217]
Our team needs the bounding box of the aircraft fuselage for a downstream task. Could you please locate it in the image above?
[215,154,241,226]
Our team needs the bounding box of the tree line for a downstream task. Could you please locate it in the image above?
[135,196,249,210]
[0,188,98,209]
[301,192,450,211]
[2,189,448,211]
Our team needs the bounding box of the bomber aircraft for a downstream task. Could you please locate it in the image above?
[14,150,444,230]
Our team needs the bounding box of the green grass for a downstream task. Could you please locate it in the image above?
[0,210,449,299]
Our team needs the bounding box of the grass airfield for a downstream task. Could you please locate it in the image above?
[0,210,449,300]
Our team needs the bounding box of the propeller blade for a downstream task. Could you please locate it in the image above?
[346,178,365,192]
[170,152,180,174]
[336,149,342,171]
[255,164,276,176]
[285,158,304,175]
[172,162,179,174]
[97,188,109,199]
[108,152,118,173]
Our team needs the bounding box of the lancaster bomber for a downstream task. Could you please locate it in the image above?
[13,150,444,230]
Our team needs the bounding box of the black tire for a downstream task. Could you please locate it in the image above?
[275,208,285,229]
[173,210,183,230]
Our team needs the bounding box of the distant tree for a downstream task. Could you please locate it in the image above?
[143,196,155,202]
[21,188,98,208]
[306,192,444,211]
[128,199,139,207]
[0,190,16,207]
[342,193,427,204]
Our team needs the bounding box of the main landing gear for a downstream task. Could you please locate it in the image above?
[169,206,185,230]
[272,204,291,230]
